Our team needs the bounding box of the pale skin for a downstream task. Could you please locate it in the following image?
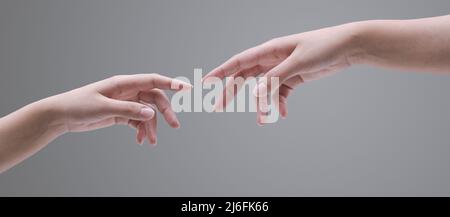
[0,74,192,173]
[1,15,450,174]
[203,15,450,125]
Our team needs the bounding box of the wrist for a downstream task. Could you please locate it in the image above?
[340,21,377,66]
[31,95,69,137]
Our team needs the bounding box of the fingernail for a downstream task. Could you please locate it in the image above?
[150,138,157,146]
[257,120,264,126]
[172,79,193,90]
[140,107,155,119]
[137,136,143,145]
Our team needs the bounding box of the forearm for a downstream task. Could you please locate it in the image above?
[0,97,66,173]
[351,15,450,73]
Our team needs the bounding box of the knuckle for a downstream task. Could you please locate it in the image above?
[231,53,240,60]
[230,55,241,66]
[233,58,242,70]
[150,73,162,81]
[110,75,126,82]
[109,75,128,96]
[271,37,282,43]
[265,38,280,47]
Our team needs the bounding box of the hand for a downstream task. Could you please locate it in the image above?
[44,74,192,145]
[0,73,192,173]
[203,23,362,125]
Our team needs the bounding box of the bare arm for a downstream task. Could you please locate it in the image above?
[354,15,450,73]
[0,74,191,173]
[0,99,66,173]
[204,15,450,125]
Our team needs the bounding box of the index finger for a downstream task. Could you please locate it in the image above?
[101,74,192,96]
[203,46,265,81]
[203,37,295,81]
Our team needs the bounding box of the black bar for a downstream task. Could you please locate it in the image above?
[0,197,448,216]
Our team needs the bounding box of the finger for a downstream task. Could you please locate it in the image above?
[102,74,192,97]
[258,75,303,124]
[136,122,146,145]
[284,74,304,89]
[133,102,157,145]
[253,54,299,99]
[128,120,144,145]
[105,98,155,121]
[214,65,272,112]
[204,39,292,81]
[135,101,157,145]
[147,112,157,146]
[125,119,143,145]
[255,87,271,126]
[277,75,304,118]
[128,119,140,129]
[139,90,180,128]
[256,93,261,125]
[204,47,260,81]
[277,85,292,118]
[255,93,264,126]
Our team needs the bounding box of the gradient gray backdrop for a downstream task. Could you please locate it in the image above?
[1,0,450,196]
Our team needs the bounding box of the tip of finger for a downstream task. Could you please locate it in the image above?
[257,116,264,126]
[179,84,193,91]
[150,138,157,146]
[171,121,181,129]
[280,111,288,119]
[136,137,143,145]
[172,80,193,90]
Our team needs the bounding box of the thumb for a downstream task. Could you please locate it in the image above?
[106,99,155,121]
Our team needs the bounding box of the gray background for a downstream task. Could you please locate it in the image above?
[0,0,450,196]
